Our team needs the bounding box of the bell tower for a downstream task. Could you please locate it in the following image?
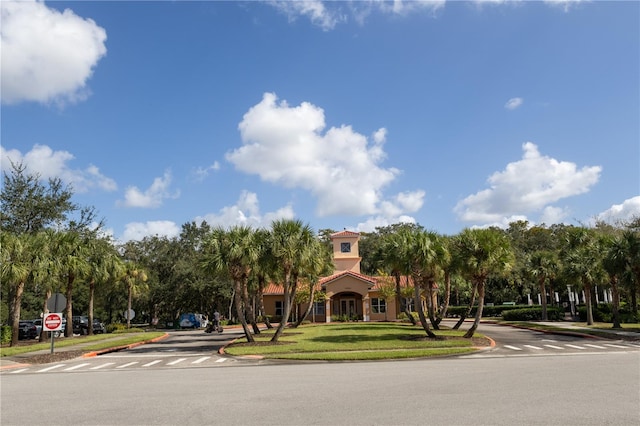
[330,230,361,274]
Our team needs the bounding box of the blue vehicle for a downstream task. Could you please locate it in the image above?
[179,313,207,329]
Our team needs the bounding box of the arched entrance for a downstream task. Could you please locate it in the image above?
[331,292,363,320]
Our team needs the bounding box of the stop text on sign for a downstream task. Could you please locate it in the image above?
[43,313,63,331]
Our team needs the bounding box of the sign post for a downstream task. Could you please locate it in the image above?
[43,312,63,354]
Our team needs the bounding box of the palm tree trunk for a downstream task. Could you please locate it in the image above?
[64,272,74,337]
[539,277,548,321]
[453,281,477,330]
[242,279,260,334]
[584,281,594,325]
[257,276,273,329]
[88,280,95,335]
[294,282,316,327]
[234,280,254,342]
[611,276,621,329]
[272,272,292,342]
[38,289,52,342]
[426,281,439,330]
[395,272,416,325]
[414,280,436,338]
[127,284,133,329]
[464,280,485,338]
[10,281,25,347]
[436,270,452,326]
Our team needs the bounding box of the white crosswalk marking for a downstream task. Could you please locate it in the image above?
[604,343,628,349]
[37,364,66,373]
[116,362,139,369]
[565,344,585,350]
[143,360,162,367]
[215,357,228,362]
[544,345,564,350]
[523,345,543,350]
[167,358,187,366]
[64,363,90,371]
[193,357,211,364]
[504,345,522,351]
[90,363,115,370]
[584,344,606,349]
[10,368,29,374]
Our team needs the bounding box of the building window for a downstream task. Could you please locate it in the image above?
[275,301,283,316]
[340,242,351,253]
[371,298,386,314]
[313,302,325,315]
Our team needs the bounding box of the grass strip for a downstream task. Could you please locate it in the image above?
[225,322,484,360]
[0,332,165,357]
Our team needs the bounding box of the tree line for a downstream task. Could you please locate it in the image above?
[2,163,639,346]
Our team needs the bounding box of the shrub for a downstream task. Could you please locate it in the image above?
[502,307,563,321]
[1,325,11,344]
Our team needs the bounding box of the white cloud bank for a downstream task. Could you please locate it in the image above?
[454,142,602,227]
[195,190,295,229]
[0,0,107,105]
[118,170,180,208]
[595,196,640,225]
[0,144,117,193]
[227,92,425,225]
[122,221,182,242]
[267,0,580,29]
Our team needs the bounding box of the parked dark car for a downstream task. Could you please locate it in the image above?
[92,318,106,334]
[73,315,105,334]
[72,315,89,335]
[18,320,38,340]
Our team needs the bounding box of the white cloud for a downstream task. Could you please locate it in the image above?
[122,221,181,242]
[454,142,601,225]
[355,214,417,233]
[119,170,180,208]
[505,97,523,110]
[1,0,107,105]
[191,161,220,182]
[227,93,421,221]
[543,0,587,12]
[0,144,117,193]
[267,0,344,31]
[268,0,444,29]
[595,196,640,225]
[194,190,295,229]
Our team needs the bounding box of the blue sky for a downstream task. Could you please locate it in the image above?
[1,0,638,242]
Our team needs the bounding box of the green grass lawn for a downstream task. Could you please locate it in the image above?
[0,331,166,357]
[224,322,487,360]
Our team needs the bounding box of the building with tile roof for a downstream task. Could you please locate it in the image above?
[262,230,413,322]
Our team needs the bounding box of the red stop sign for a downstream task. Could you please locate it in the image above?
[44,313,63,331]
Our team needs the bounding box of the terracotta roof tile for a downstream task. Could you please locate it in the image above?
[330,230,360,238]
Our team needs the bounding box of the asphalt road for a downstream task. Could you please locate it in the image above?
[2,351,638,425]
[2,324,639,425]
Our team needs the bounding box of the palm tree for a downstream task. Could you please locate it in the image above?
[85,237,122,334]
[269,219,315,342]
[294,237,334,327]
[48,231,91,337]
[562,228,606,326]
[527,250,559,321]
[454,228,515,338]
[201,226,258,342]
[1,232,40,346]
[252,228,276,329]
[380,229,417,325]
[120,263,148,328]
